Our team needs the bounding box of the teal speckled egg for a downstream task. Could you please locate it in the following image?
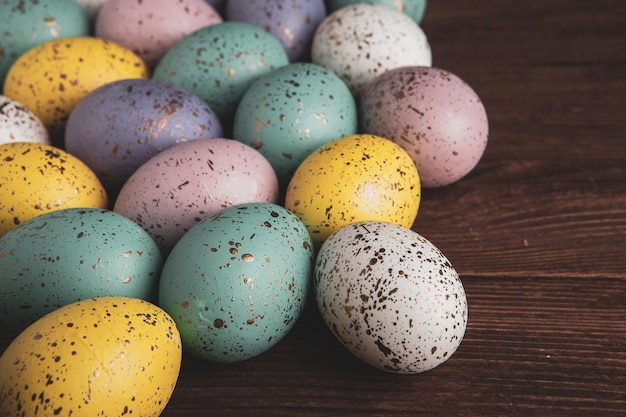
[152,22,289,133]
[233,62,357,190]
[0,208,163,332]
[0,0,90,86]
[159,202,314,363]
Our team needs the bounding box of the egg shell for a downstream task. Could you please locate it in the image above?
[114,138,279,256]
[0,0,90,86]
[2,36,149,144]
[0,95,50,145]
[226,0,327,62]
[315,220,468,373]
[325,0,427,23]
[233,62,357,190]
[0,296,182,417]
[360,66,489,188]
[284,134,421,245]
[75,0,110,19]
[65,78,223,196]
[159,202,314,363]
[0,208,163,332]
[311,4,431,97]
[0,142,108,237]
[96,0,222,69]
[152,22,290,132]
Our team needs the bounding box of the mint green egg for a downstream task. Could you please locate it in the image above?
[159,203,314,363]
[233,62,357,191]
[0,0,90,86]
[325,0,427,23]
[0,208,163,332]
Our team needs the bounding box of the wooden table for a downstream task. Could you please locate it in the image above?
[2,0,625,415]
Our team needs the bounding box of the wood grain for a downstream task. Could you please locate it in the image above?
[1,0,625,415]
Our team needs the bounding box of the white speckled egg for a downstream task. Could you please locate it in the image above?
[315,221,468,374]
[159,202,314,363]
[0,296,182,417]
[0,95,50,145]
[311,4,431,97]
[360,66,489,188]
[113,138,279,256]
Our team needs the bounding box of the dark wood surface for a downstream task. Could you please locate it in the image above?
[2,0,625,415]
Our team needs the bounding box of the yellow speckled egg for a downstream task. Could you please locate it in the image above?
[0,296,182,417]
[0,142,108,237]
[284,134,421,245]
[3,36,149,143]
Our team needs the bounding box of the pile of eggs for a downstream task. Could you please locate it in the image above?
[1,0,488,415]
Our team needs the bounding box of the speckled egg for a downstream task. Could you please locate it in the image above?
[0,142,108,237]
[311,4,431,97]
[233,62,357,190]
[0,208,163,332]
[0,0,89,86]
[315,220,468,373]
[0,95,50,145]
[325,0,427,23]
[159,202,313,362]
[226,0,327,62]
[65,78,223,196]
[96,0,222,69]
[284,134,421,245]
[360,66,489,188]
[3,37,149,144]
[152,22,289,132]
[114,138,279,256]
[0,296,182,417]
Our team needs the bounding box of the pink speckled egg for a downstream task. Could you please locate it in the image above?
[95,0,222,68]
[113,138,279,255]
[360,66,489,188]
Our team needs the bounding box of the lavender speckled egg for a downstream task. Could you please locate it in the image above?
[0,208,163,332]
[0,95,50,145]
[315,220,468,374]
[311,4,431,97]
[95,0,222,69]
[360,66,489,188]
[233,62,357,190]
[152,22,289,132]
[226,0,327,62]
[114,138,279,256]
[325,0,427,24]
[159,202,314,363]
[65,78,223,196]
[0,0,89,86]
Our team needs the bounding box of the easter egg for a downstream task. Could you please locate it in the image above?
[3,37,149,144]
[96,0,222,69]
[360,66,489,187]
[114,138,279,256]
[284,134,421,245]
[159,203,314,363]
[325,0,427,23]
[0,95,50,145]
[311,4,431,97]
[152,22,289,132]
[0,208,163,332]
[226,0,327,62]
[315,221,468,373]
[0,0,89,86]
[0,142,108,237]
[65,78,223,196]
[233,62,357,190]
[0,296,182,417]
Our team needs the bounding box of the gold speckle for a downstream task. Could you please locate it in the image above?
[242,254,254,262]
